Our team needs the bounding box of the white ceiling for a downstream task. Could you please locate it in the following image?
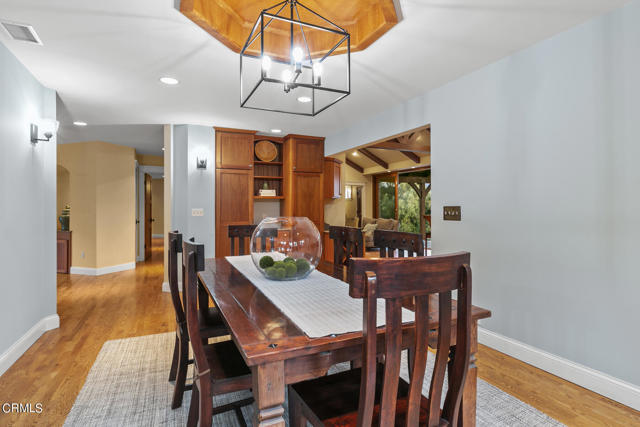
[0,0,629,144]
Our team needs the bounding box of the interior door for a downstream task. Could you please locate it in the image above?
[144,173,152,260]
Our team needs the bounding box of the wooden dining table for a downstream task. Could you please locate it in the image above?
[197,258,492,427]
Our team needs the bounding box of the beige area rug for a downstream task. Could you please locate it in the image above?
[64,333,563,426]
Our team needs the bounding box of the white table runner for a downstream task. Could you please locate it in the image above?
[226,255,415,338]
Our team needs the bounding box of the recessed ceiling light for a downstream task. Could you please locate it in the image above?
[270,129,282,133]
[73,121,87,127]
[162,147,165,151]
[352,151,358,156]
[160,77,179,85]
[297,96,311,103]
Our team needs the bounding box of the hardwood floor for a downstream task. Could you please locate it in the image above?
[0,237,638,426]
[0,238,174,426]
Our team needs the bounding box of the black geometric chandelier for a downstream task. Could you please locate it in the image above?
[240,0,351,116]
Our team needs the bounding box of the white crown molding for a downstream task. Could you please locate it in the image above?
[0,315,60,377]
[70,262,135,276]
[478,327,640,411]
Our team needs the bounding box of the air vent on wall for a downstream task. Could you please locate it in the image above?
[1,21,42,45]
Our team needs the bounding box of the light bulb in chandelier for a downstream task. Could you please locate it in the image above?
[261,55,272,75]
[281,69,293,83]
[262,55,272,70]
[292,47,303,63]
[313,62,323,85]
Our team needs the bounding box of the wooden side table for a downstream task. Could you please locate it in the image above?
[57,231,72,274]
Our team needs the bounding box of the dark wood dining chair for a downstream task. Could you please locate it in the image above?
[374,229,425,258]
[183,239,254,427]
[288,252,473,427]
[228,224,277,255]
[329,226,364,267]
[167,231,228,409]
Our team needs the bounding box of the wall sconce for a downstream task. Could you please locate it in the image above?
[196,157,207,169]
[30,124,53,144]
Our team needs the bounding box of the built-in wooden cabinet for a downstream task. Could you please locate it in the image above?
[215,128,256,169]
[215,127,255,257]
[292,172,324,230]
[215,168,253,257]
[57,231,72,274]
[283,135,325,232]
[323,157,342,199]
[290,135,324,173]
[215,128,325,257]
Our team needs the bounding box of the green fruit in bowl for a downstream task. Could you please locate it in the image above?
[284,263,297,277]
[259,255,275,269]
[274,268,286,280]
[273,261,285,269]
[295,258,310,274]
[283,257,295,263]
[265,267,277,278]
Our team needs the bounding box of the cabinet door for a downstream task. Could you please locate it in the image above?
[293,172,324,231]
[215,169,253,257]
[293,139,324,173]
[57,239,68,273]
[216,131,254,169]
[323,158,341,199]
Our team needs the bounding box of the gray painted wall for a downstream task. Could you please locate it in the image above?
[172,125,216,258]
[326,1,640,386]
[0,42,57,356]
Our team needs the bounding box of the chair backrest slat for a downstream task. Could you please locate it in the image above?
[168,231,185,324]
[374,229,424,258]
[329,226,364,267]
[183,240,208,378]
[228,224,277,256]
[349,252,472,427]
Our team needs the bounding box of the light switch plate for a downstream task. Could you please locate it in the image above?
[443,206,461,221]
[192,208,204,217]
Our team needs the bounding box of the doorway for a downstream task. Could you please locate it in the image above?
[374,168,431,240]
[344,183,364,227]
[137,165,164,262]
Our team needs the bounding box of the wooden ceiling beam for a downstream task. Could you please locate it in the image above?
[345,158,364,173]
[369,139,430,154]
[359,148,388,169]
[400,150,421,163]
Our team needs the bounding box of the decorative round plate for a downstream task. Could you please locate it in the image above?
[255,140,278,162]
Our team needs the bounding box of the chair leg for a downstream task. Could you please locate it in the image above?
[168,333,179,382]
[187,382,199,427]
[171,337,189,409]
[288,387,307,427]
[198,381,213,427]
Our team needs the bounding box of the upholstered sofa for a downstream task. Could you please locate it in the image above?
[360,217,399,248]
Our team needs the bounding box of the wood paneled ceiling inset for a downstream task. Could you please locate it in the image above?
[180,0,400,56]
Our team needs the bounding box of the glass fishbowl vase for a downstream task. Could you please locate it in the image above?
[250,217,322,281]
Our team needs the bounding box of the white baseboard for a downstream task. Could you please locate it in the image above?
[0,314,60,377]
[152,234,163,238]
[162,281,182,293]
[478,327,640,411]
[70,262,136,276]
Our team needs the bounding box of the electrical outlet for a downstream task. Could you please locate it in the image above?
[443,206,461,221]
[192,208,204,217]
[81,251,85,258]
